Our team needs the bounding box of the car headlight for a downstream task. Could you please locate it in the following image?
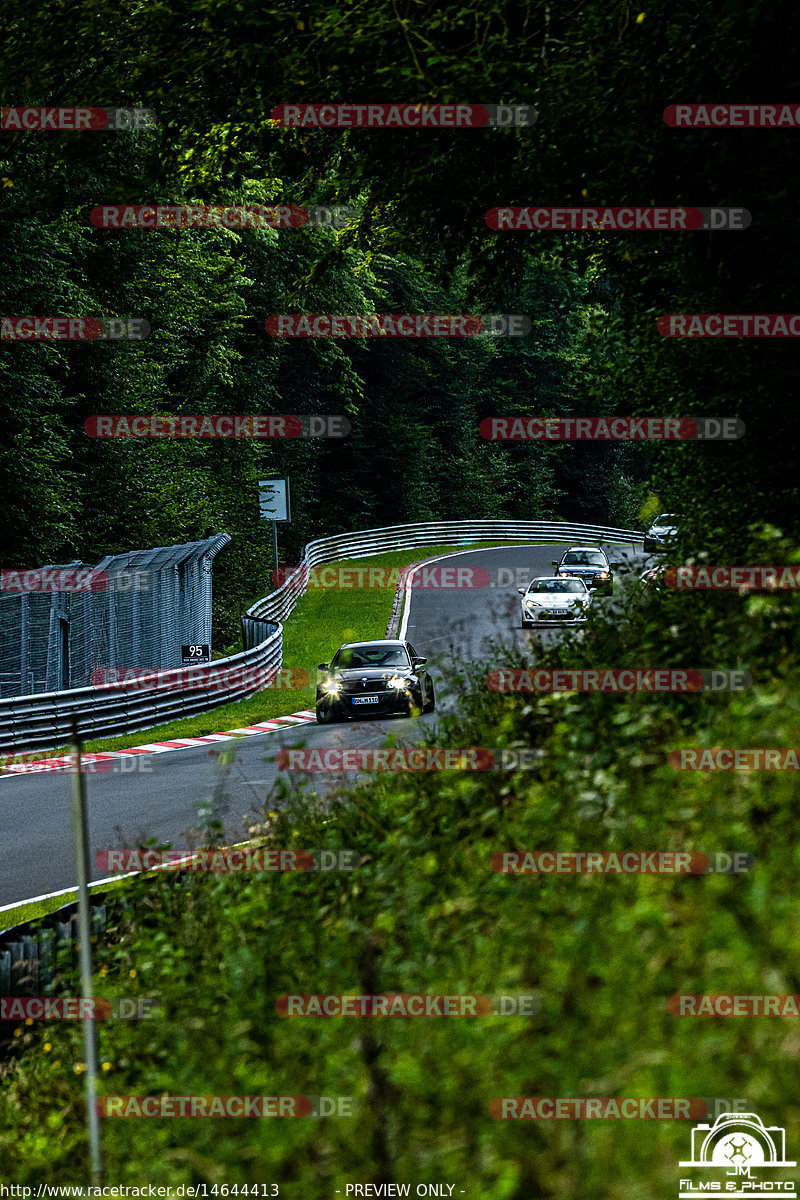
[523,598,536,608]
[596,571,609,579]
[387,675,410,690]
[321,678,341,696]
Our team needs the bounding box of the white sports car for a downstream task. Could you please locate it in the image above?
[518,576,595,627]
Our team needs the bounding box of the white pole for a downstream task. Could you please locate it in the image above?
[69,720,103,1185]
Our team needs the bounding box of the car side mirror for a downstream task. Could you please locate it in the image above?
[318,662,330,671]
[551,560,559,567]
[517,587,526,594]
[412,657,427,668]
[588,587,598,594]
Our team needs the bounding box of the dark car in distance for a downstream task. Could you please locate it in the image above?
[316,639,436,724]
[551,546,615,594]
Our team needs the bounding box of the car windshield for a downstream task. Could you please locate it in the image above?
[563,551,605,567]
[333,646,410,670]
[528,579,585,594]
[655,515,677,525]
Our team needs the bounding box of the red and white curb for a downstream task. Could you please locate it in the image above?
[0,710,316,777]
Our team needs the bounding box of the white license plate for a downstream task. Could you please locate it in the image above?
[352,695,380,705]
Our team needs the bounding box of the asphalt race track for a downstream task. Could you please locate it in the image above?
[0,542,642,906]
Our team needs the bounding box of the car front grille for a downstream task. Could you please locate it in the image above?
[341,680,392,694]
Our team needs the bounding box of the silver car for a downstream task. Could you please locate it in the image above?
[517,576,595,627]
[643,513,679,552]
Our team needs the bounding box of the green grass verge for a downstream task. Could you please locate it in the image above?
[0,876,132,932]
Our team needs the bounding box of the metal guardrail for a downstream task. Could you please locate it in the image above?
[245,519,643,627]
[0,626,283,753]
[0,900,109,1004]
[0,519,641,752]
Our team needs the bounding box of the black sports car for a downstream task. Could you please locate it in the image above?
[551,545,615,594]
[315,639,436,724]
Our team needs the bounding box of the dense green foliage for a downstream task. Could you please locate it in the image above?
[0,129,638,652]
[10,0,797,631]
